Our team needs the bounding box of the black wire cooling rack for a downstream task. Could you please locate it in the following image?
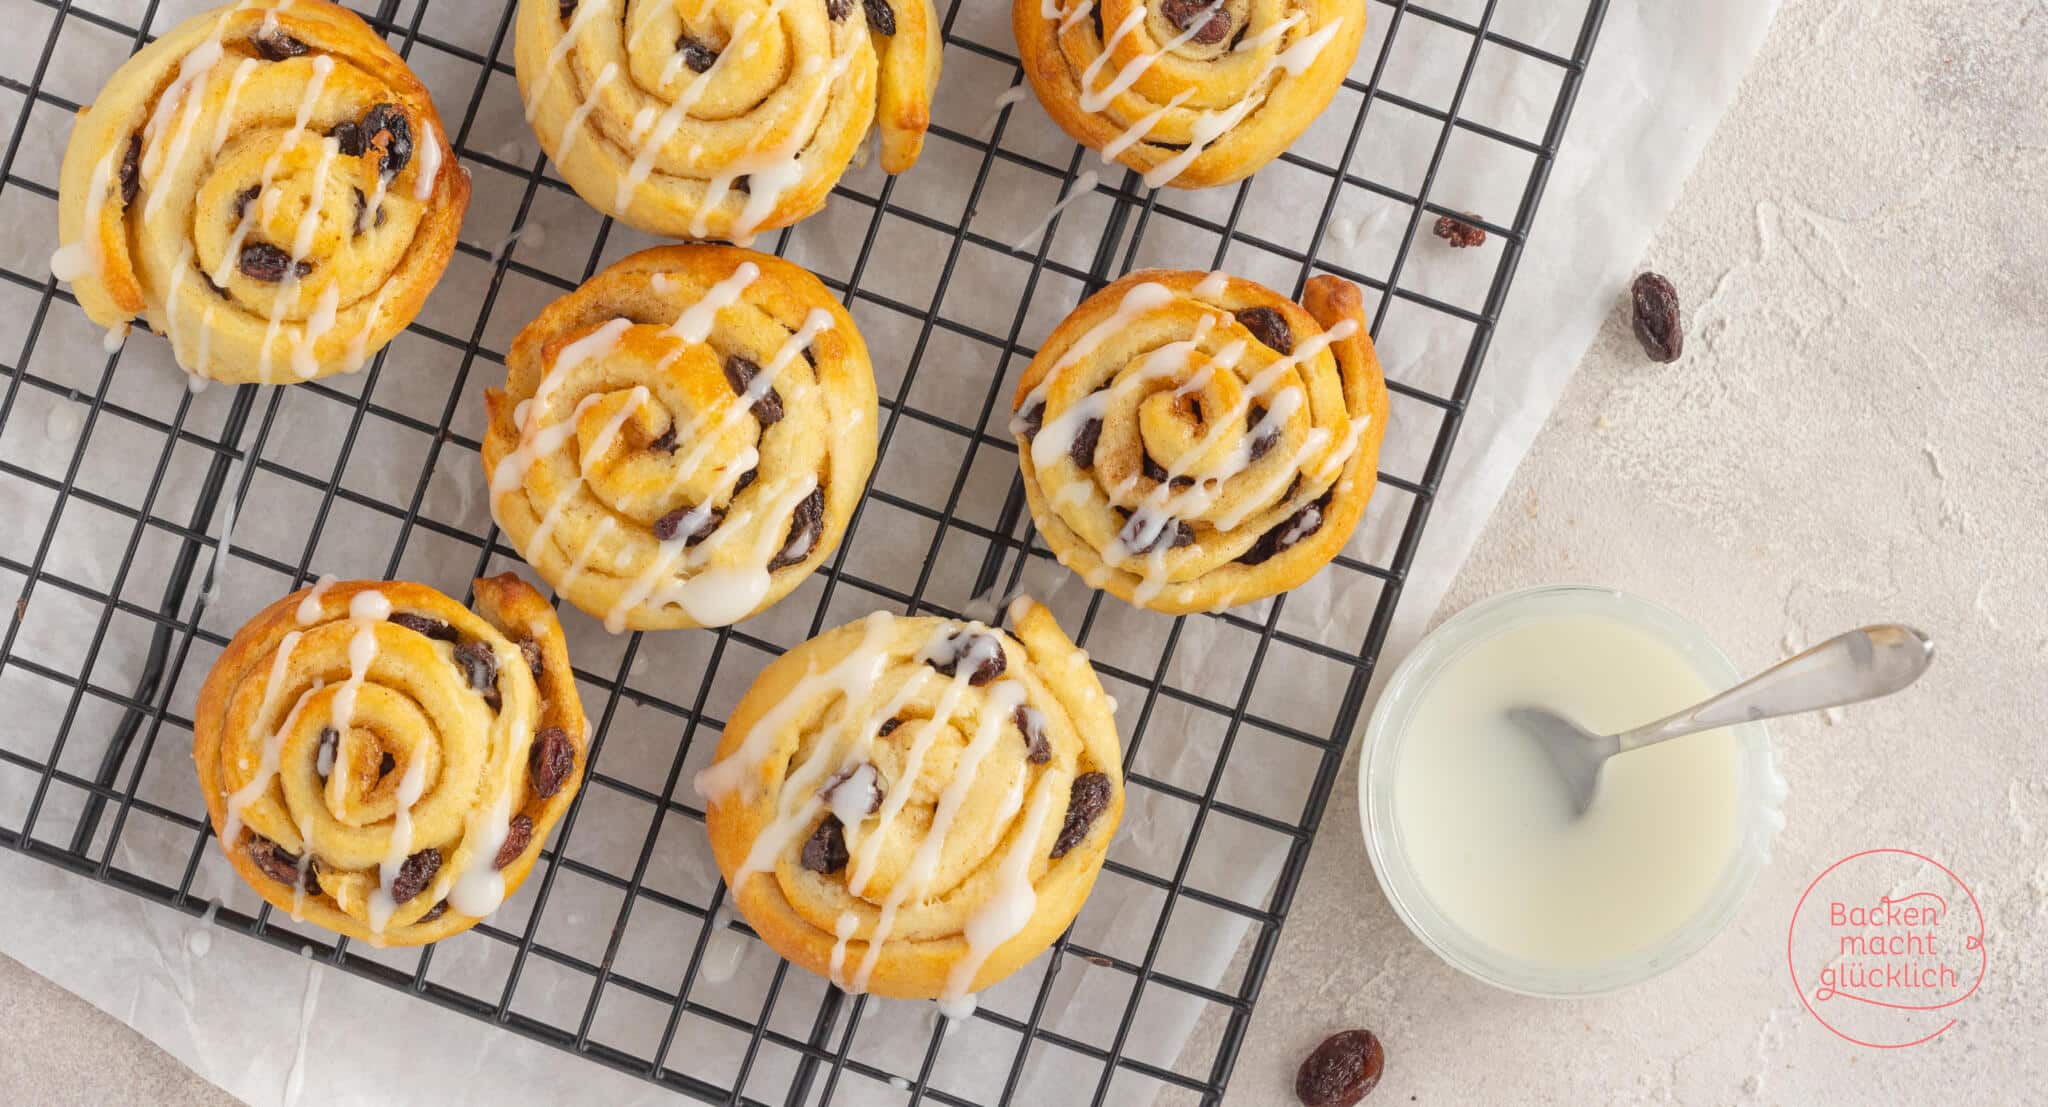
[0,0,1610,1103]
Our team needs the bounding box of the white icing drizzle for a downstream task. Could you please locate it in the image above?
[296,574,338,624]
[940,769,1052,1008]
[523,0,609,125]
[1060,4,1346,190]
[688,25,856,244]
[629,3,781,216]
[447,647,537,921]
[1007,168,1100,252]
[221,629,306,847]
[141,37,228,226]
[413,118,443,202]
[49,149,115,284]
[555,62,619,163]
[695,612,897,802]
[212,57,261,156]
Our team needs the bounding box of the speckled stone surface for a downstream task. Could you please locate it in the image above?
[1212,0,2047,1101]
[3,0,2043,1104]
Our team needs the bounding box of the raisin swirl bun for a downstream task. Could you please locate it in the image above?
[50,0,468,386]
[696,599,1123,1005]
[193,575,587,946]
[483,244,876,631]
[1012,269,1388,613]
[516,0,942,243]
[1013,0,1364,189]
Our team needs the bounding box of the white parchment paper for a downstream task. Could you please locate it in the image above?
[0,1,1779,1103]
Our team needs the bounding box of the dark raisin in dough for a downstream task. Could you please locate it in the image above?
[1050,772,1113,858]
[677,35,718,72]
[863,0,897,35]
[1014,704,1051,764]
[653,505,722,545]
[767,487,825,570]
[494,814,534,869]
[827,0,852,20]
[878,716,903,737]
[1247,402,1278,461]
[1015,400,1045,439]
[529,726,576,799]
[1236,491,1333,565]
[1160,0,1231,44]
[315,727,338,779]
[924,628,1007,686]
[390,612,459,641]
[118,134,141,206]
[330,120,364,157]
[649,425,679,452]
[360,103,413,181]
[1235,307,1294,355]
[237,242,299,282]
[519,637,544,681]
[233,184,261,221]
[246,835,310,886]
[801,815,850,873]
[253,28,308,61]
[388,848,441,904]
[723,355,785,425]
[1068,417,1102,468]
[454,641,500,708]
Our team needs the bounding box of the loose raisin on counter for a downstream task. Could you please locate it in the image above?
[388,848,441,905]
[1050,771,1112,858]
[801,815,850,873]
[1432,214,1486,248]
[1295,1029,1384,1107]
[1236,307,1294,355]
[1630,271,1683,363]
[494,814,534,869]
[529,726,576,799]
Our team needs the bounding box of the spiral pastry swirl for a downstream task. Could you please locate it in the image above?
[1012,269,1388,613]
[50,0,468,386]
[697,599,1123,1003]
[516,0,942,243]
[194,575,587,946]
[1014,0,1364,189]
[483,245,876,631]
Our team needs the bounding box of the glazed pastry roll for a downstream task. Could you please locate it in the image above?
[1013,0,1364,189]
[516,0,943,243]
[51,0,468,386]
[483,245,877,631]
[193,575,587,946]
[1012,269,1388,613]
[697,599,1124,1005]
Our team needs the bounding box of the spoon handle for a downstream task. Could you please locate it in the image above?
[1616,625,1935,752]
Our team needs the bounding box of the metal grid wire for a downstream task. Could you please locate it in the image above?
[0,0,1609,1102]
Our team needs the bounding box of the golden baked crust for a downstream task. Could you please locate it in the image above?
[51,0,469,385]
[514,0,942,243]
[698,599,1123,1002]
[482,244,877,631]
[1012,268,1388,613]
[1013,0,1364,189]
[192,574,587,946]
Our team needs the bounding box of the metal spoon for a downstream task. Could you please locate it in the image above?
[1508,624,1935,816]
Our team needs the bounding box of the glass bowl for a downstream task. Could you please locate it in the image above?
[1357,584,1782,997]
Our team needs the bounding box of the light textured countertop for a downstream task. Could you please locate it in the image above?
[3,0,2042,1103]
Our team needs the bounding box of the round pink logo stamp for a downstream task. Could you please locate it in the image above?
[1785,848,1987,1048]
